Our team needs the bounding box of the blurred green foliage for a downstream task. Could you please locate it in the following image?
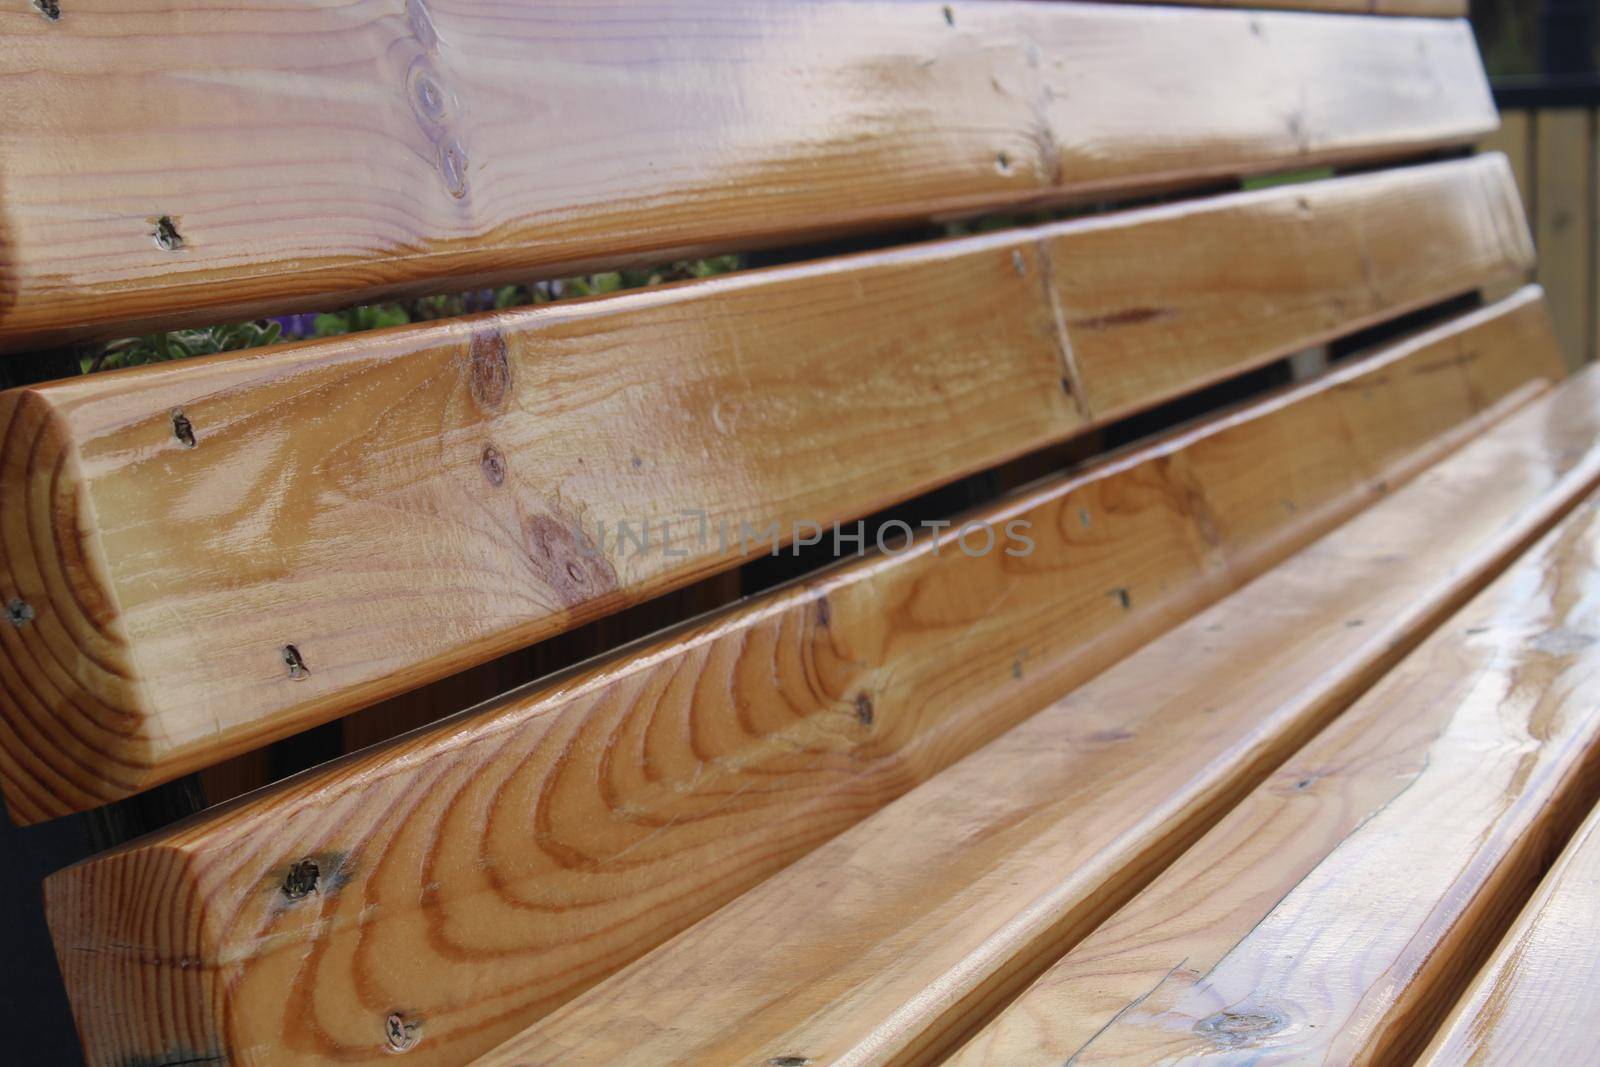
[89,320,282,372]
[80,255,743,373]
[1241,167,1335,192]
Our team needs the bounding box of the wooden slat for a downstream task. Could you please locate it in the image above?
[0,156,1530,825]
[952,459,1600,1066]
[1536,109,1594,368]
[1052,155,1531,416]
[1421,800,1600,1066]
[43,290,1563,1067]
[476,339,1600,1067]
[0,1,1496,351]
[0,226,1064,820]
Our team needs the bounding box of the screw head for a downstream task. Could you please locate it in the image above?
[385,1012,420,1053]
[282,644,309,679]
[5,598,35,628]
[153,216,184,252]
[282,859,319,900]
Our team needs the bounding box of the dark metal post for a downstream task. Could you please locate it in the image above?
[1541,0,1597,79]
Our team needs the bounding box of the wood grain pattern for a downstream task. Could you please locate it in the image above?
[0,157,1530,824]
[1535,109,1594,369]
[0,1,1496,350]
[482,352,1600,1067]
[43,291,1563,1067]
[953,462,1600,1067]
[0,229,1074,826]
[1420,799,1600,1066]
[1052,156,1531,416]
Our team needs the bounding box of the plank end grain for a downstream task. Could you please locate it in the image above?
[44,840,226,1067]
[0,386,157,824]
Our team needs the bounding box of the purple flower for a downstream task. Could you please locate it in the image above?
[272,313,321,340]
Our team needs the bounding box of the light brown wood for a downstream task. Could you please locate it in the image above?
[952,461,1600,1067]
[43,290,1563,1067]
[0,226,1074,825]
[0,1,1496,350]
[1536,109,1593,368]
[1051,155,1531,416]
[1421,799,1600,1066]
[0,157,1530,825]
[474,360,1600,1067]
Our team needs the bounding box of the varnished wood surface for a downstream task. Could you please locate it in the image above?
[954,456,1600,1066]
[42,291,1563,1067]
[0,225,1074,825]
[1421,800,1600,1066]
[0,1,1496,350]
[1053,156,1530,416]
[477,362,1600,1067]
[0,158,1530,825]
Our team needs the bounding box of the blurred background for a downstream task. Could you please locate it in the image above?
[1474,0,1600,366]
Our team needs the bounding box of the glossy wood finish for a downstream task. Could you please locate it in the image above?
[41,291,1563,1067]
[0,158,1529,825]
[0,1,1495,350]
[1051,156,1530,416]
[482,367,1600,1067]
[954,471,1600,1067]
[1421,800,1600,1066]
[0,225,1075,826]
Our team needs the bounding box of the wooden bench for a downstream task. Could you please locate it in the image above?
[7,2,1600,1066]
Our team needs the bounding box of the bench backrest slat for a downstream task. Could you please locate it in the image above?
[0,156,1530,823]
[0,1,1492,350]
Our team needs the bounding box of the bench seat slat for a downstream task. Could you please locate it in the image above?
[43,289,1563,1067]
[0,156,1531,823]
[472,355,1600,1067]
[1421,799,1600,1065]
[0,2,1494,350]
[950,448,1600,1066]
